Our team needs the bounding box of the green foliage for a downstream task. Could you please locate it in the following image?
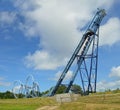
[1,88,120,99]
[56,85,67,94]
[71,84,83,94]
[41,90,49,96]
[0,91,14,99]
[0,91,42,99]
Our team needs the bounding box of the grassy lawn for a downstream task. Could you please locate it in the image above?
[59,93,120,110]
[0,93,120,110]
[0,97,56,110]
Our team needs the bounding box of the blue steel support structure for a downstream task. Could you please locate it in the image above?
[49,9,106,96]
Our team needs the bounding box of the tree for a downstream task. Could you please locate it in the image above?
[56,85,67,94]
[41,90,49,96]
[70,84,83,94]
[0,91,14,99]
[41,84,82,96]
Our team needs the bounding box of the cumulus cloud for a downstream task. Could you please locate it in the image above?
[97,80,120,91]
[12,0,118,70]
[97,66,120,91]
[100,17,120,46]
[24,50,68,70]
[109,66,120,78]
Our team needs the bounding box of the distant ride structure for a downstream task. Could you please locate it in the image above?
[12,74,40,98]
[25,75,40,98]
[49,9,106,96]
[12,80,24,98]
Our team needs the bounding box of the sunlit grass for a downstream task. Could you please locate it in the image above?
[0,97,56,110]
[0,93,120,110]
[58,93,120,110]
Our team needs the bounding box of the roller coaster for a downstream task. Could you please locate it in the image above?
[12,75,40,98]
[49,9,106,96]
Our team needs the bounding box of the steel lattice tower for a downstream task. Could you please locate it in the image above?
[49,9,106,96]
[77,29,99,95]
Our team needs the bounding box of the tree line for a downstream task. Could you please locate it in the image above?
[0,85,120,99]
[0,84,82,99]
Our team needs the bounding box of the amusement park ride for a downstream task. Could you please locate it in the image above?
[48,9,106,96]
[12,75,40,98]
[12,9,106,98]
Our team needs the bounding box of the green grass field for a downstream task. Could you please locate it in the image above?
[0,93,120,110]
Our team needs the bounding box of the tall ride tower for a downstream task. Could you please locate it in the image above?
[49,9,106,96]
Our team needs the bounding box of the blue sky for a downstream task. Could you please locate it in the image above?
[0,0,120,92]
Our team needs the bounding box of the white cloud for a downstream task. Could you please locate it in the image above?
[97,80,120,91]
[109,66,120,78]
[53,70,73,82]
[24,50,68,70]
[12,0,117,70]
[100,17,120,46]
[97,66,120,91]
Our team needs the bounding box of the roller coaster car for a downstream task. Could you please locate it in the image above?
[84,30,94,38]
